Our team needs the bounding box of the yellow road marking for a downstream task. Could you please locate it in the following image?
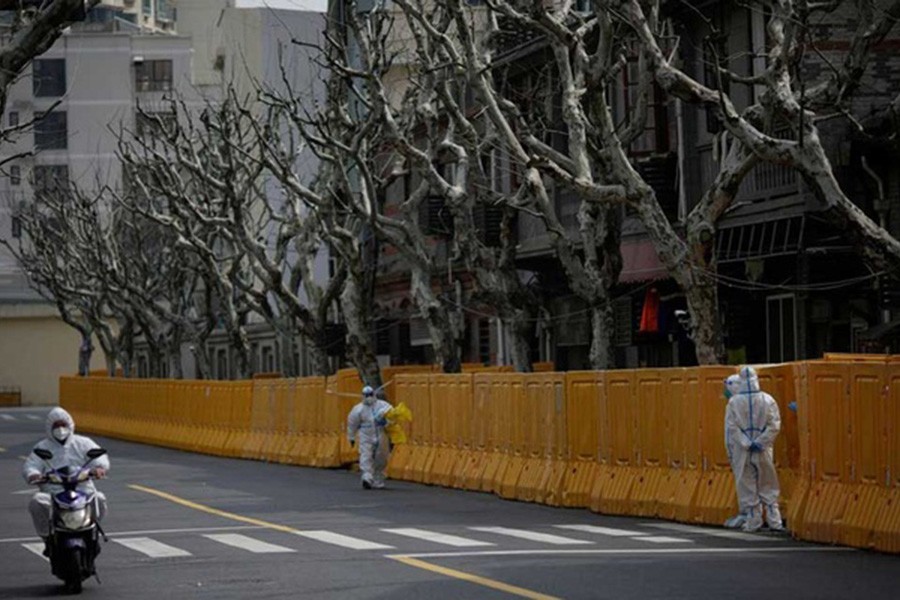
[132,484,560,599]
[128,484,301,535]
[390,555,561,600]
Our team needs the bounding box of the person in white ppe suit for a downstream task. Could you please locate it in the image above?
[347,385,392,489]
[724,366,783,532]
[22,407,110,554]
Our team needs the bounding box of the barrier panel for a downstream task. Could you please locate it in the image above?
[426,375,472,487]
[388,375,433,482]
[334,368,363,465]
[513,373,567,504]
[690,367,741,524]
[560,372,601,508]
[477,373,521,493]
[590,369,638,515]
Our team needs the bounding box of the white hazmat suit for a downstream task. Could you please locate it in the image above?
[724,366,783,532]
[22,407,110,539]
[347,386,392,489]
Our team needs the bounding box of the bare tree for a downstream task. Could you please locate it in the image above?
[613,0,900,272]
[1,179,136,376]
[0,0,100,120]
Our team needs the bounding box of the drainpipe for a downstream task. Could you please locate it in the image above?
[861,156,890,325]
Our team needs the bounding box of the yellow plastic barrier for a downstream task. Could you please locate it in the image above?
[690,366,740,524]
[476,373,520,493]
[560,371,601,508]
[224,381,253,458]
[334,368,363,465]
[590,369,638,515]
[427,374,472,487]
[391,374,434,482]
[513,373,567,505]
[654,369,702,522]
[496,373,527,499]
[58,356,900,555]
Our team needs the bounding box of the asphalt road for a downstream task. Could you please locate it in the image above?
[1,406,898,599]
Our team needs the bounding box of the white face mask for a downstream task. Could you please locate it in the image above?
[52,426,70,442]
[363,396,375,406]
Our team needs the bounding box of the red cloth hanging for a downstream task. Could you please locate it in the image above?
[639,287,660,334]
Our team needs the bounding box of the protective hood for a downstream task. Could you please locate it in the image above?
[738,366,761,393]
[724,374,742,399]
[45,407,75,441]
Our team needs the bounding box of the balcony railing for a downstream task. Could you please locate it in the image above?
[698,145,800,203]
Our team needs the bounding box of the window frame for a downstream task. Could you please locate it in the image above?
[134,59,174,93]
[34,111,68,151]
[32,59,66,97]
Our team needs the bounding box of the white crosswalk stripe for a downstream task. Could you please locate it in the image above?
[293,530,394,550]
[640,536,693,543]
[203,534,296,554]
[113,537,192,558]
[382,528,494,547]
[555,525,648,537]
[25,415,40,421]
[642,522,779,542]
[21,543,48,561]
[0,414,14,421]
[469,527,593,545]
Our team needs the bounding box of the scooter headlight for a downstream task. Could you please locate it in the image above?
[58,508,90,530]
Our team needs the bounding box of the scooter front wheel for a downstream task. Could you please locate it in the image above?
[63,548,83,594]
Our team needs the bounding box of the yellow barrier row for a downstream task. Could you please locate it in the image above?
[59,359,900,554]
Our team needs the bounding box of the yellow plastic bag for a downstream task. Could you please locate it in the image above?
[384,402,413,445]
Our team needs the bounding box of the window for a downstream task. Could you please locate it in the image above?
[34,111,67,150]
[11,216,21,239]
[261,345,274,372]
[32,165,69,199]
[766,294,797,362]
[10,165,20,186]
[32,59,66,97]
[135,110,176,137]
[216,348,229,380]
[134,60,173,92]
[8,111,18,127]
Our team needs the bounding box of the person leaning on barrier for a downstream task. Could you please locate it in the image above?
[724,366,784,533]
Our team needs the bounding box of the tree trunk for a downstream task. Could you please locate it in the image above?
[589,301,615,370]
[411,269,461,373]
[341,278,383,387]
[193,343,211,380]
[77,331,93,377]
[279,328,297,378]
[307,342,331,377]
[683,274,724,365]
[506,311,534,373]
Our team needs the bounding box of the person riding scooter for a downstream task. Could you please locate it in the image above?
[22,407,110,556]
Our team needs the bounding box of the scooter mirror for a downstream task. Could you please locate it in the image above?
[86,448,107,459]
[33,448,53,460]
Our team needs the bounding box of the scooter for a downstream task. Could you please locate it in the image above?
[31,447,108,595]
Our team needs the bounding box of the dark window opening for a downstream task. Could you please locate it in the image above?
[33,59,66,97]
[34,111,67,150]
[134,59,173,92]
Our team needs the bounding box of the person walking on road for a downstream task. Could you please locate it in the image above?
[347,386,392,489]
[724,366,784,532]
